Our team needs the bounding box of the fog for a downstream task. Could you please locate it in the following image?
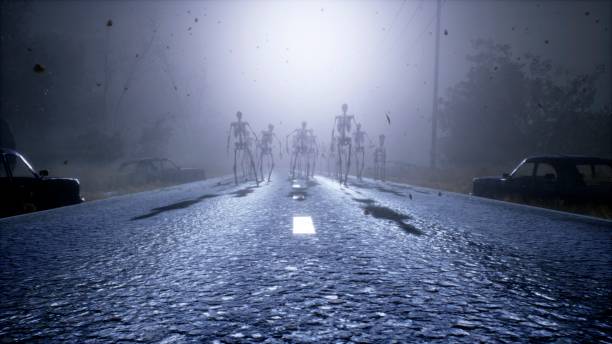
[1,0,610,196]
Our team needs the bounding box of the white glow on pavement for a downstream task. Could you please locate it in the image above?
[292,216,316,235]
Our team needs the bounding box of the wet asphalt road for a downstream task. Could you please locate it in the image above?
[1,173,611,343]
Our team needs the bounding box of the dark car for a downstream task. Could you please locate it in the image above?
[472,156,612,204]
[1,148,84,218]
[118,158,206,186]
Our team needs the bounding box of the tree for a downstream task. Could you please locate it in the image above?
[439,39,610,165]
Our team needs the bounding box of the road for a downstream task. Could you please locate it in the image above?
[1,173,611,343]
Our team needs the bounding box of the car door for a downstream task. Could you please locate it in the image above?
[506,161,536,199]
[533,162,559,200]
[0,154,16,216]
[5,153,40,211]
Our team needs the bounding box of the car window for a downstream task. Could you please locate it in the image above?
[576,164,594,185]
[5,154,36,178]
[593,164,612,184]
[512,162,535,177]
[535,163,557,180]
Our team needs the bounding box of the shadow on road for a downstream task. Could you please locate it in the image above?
[374,186,405,197]
[351,197,422,235]
[231,186,257,198]
[363,205,423,235]
[131,194,219,220]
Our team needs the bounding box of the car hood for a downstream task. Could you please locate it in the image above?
[473,176,503,182]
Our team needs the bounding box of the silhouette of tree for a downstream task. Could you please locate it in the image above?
[439,39,609,165]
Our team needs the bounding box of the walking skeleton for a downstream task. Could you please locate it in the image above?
[331,103,358,185]
[373,134,387,181]
[258,124,283,182]
[227,111,259,186]
[306,129,319,179]
[326,136,339,179]
[352,123,373,181]
[286,121,312,180]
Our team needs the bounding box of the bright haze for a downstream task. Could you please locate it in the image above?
[1,0,610,180]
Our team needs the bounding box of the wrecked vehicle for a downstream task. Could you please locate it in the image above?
[0,148,84,218]
[472,156,612,204]
[118,158,206,186]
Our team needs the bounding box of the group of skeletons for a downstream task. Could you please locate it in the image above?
[328,103,386,185]
[226,104,386,186]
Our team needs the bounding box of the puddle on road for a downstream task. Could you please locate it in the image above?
[231,186,257,198]
[352,198,376,205]
[375,186,405,197]
[363,205,422,235]
[132,194,219,220]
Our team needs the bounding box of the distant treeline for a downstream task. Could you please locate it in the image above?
[438,39,611,166]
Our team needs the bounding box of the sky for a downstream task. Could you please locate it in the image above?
[1,0,610,171]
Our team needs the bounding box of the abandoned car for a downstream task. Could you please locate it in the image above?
[472,156,612,204]
[0,148,84,217]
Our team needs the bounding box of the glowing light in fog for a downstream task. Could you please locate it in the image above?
[293,216,316,234]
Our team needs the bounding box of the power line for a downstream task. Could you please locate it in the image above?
[382,0,408,45]
[386,0,424,55]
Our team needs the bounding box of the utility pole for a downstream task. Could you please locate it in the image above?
[430,0,441,169]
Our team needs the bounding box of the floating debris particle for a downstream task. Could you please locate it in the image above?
[385,112,391,125]
[195,18,198,23]
[106,19,113,27]
[444,29,448,35]
[33,64,45,73]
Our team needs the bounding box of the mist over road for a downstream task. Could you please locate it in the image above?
[1,174,611,342]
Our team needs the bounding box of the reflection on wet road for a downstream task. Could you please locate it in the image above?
[1,173,611,342]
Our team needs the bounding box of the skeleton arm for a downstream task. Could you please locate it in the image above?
[274,133,283,158]
[285,129,297,154]
[365,132,375,148]
[246,123,259,142]
[330,117,337,142]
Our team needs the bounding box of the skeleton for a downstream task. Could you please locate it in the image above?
[258,124,283,182]
[352,123,373,181]
[226,111,259,186]
[286,122,312,180]
[373,134,387,181]
[306,129,319,179]
[326,136,338,179]
[331,103,358,185]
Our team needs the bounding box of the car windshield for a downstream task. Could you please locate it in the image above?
[511,161,535,177]
[5,153,36,178]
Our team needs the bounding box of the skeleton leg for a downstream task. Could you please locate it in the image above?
[359,150,365,180]
[337,147,343,184]
[258,150,264,182]
[354,152,361,179]
[290,152,297,180]
[344,143,352,185]
[233,148,239,185]
[246,147,259,186]
[268,153,274,182]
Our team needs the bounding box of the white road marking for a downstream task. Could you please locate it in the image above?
[292,216,316,235]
